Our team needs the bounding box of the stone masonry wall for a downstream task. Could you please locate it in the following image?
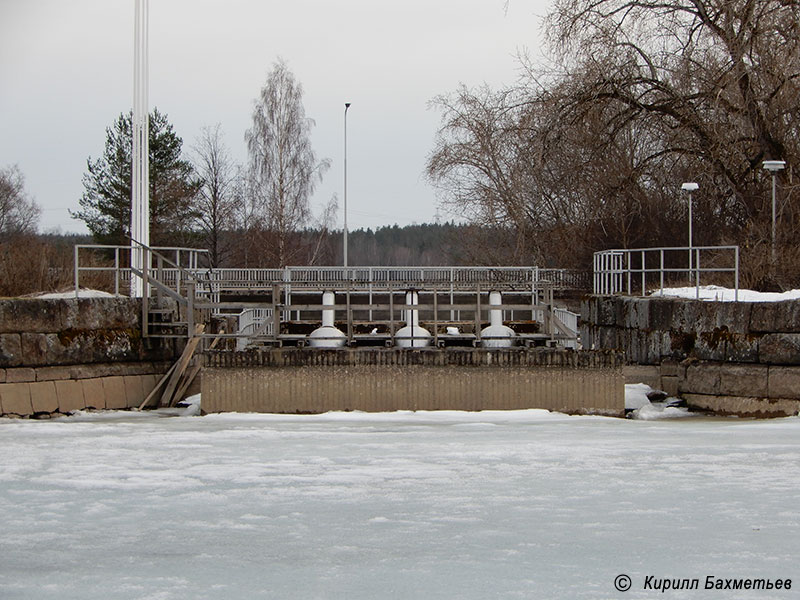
[581,296,800,416]
[0,297,179,417]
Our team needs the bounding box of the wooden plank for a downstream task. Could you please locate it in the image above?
[159,323,205,407]
[137,361,178,410]
[170,328,225,407]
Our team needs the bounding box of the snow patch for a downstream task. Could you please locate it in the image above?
[652,285,800,302]
[34,288,116,299]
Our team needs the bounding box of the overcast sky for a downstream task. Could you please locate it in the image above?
[0,0,552,234]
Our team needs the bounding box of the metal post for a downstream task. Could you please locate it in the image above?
[187,281,195,339]
[641,249,646,296]
[771,172,777,267]
[114,247,120,296]
[343,102,351,268]
[735,246,740,302]
[74,245,80,298]
[659,249,664,295]
[695,249,701,299]
[688,191,693,284]
[131,0,149,298]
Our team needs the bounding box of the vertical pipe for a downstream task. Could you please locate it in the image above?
[321,291,335,327]
[489,291,503,328]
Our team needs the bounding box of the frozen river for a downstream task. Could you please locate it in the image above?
[1,408,799,599]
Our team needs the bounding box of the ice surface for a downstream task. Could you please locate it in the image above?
[1,409,799,599]
[652,285,800,302]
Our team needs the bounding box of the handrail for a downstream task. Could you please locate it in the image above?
[593,245,739,300]
[74,243,209,298]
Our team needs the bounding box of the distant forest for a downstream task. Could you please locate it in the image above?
[37,221,557,268]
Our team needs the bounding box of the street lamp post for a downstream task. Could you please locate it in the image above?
[763,160,786,268]
[343,102,351,269]
[681,182,699,283]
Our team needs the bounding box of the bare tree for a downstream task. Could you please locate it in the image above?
[0,165,40,240]
[429,0,800,283]
[245,59,330,267]
[193,125,237,267]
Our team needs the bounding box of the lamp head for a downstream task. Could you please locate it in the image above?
[763,160,786,172]
[681,182,699,192]
[345,102,351,110]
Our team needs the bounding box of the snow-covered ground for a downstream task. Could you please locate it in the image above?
[1,407,798,599]
[33,288,115,299]
[652,285,800,302]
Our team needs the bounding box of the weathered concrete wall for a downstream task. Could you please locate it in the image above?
[0,297,178,417]
[0,362,172,416]
[582,296,800,416]
[201,348,625,416]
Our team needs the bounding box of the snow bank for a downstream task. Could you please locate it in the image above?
[34,288,116,299]
[625,382,695,419]
[652,285,800,302]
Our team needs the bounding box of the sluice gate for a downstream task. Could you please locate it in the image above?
[70,244,621,415]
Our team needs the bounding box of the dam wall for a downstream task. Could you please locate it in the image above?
[0,297,178,417]
[581,296,800,416]
[201,348,625,416]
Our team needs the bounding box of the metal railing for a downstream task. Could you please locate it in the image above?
[224,287,579,350]
[74,244,209,298]
[593,246,739,300]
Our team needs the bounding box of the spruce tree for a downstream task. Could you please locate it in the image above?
[72,108,200,246]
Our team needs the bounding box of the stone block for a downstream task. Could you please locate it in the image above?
[30,381,59,414]
[623,365,661,388]
[718,364,769,397]
[0,333,22,367]
[123,375,145,408]
[713,302,752,334]
[660,360,680,377]
[0,383,33,416]
[103,376,128,409]
[768,366,800,400]
[647,297,678,331]
[6,368,36,383]
[0,368,4,383]
[661,375,679,397]
[22,329,142,367]
[724,333,760,363]
[55,380,86,413]
[759,334,800,365]
[141,374,159,401]
[596,296,619,326]
[683,393,800,418]
[0,299,68,333]
[20,333,54,366]
[694,328,730,362]
[72,298,140,330]
[81,378,106,410]
[682,363,720,395]
[580,298,595,327]
[750,301,800,333]
[36,366,74,381]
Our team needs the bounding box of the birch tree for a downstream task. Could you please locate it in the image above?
[245,59,330,267]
